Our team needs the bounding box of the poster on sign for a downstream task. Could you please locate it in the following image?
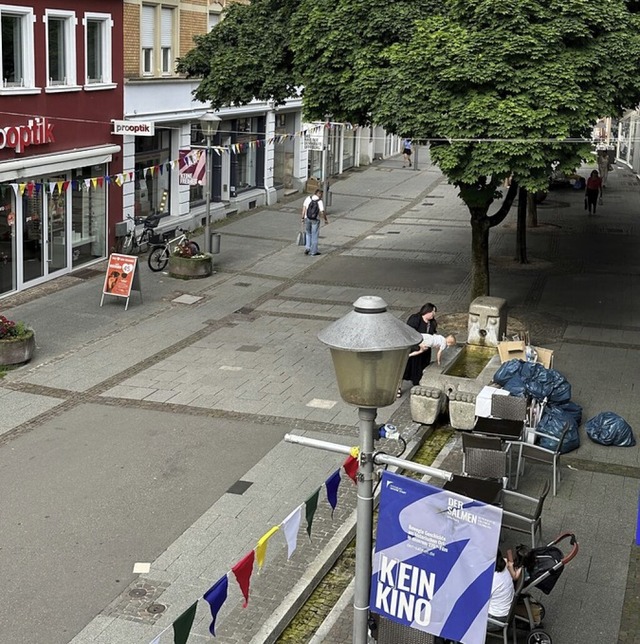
[370,471,502,644]
[178,149,206,186]
[100,254,141,310]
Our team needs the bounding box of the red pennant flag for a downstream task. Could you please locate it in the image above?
[97,176,104,188]
[26,182,35,197]
[232,550,255,607]
[343,455,359,484]
[62,180,70,192]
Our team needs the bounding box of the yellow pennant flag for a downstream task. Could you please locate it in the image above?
[255,526,280,570]
[56,181,64,194]
[18,183,26,196]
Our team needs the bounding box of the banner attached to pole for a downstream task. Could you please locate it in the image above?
[370,471,502,644]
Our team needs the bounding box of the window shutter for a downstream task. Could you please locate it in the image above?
[161,8,173,47]
[141,5,155,48]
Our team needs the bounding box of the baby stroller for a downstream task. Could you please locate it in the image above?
[513,532,579,644]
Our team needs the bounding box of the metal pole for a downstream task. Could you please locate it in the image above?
[322,114,331,209]
[204,134,212,253]
[353,406,375,644]
[413,143,419,171]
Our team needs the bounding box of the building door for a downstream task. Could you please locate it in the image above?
[21,177,68,284]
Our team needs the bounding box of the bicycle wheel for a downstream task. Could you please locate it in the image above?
[148,245,169,271]
[121,234,134,255]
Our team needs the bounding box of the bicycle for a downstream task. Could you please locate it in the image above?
[117,213,162,254]
[147,228,200,272]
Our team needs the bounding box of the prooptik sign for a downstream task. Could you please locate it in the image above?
[0,117,55,154]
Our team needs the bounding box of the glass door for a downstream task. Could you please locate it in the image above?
[22,177,68,284]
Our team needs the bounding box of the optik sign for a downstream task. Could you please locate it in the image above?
[0,117,55,154]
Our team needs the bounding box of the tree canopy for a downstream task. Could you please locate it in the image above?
[178,0,640,297]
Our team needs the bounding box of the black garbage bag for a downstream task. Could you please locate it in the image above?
[536,406,580,453]
[502,376,527,397]
[585,412,636,447]
[556,401,583,427]
[494,359,524,386]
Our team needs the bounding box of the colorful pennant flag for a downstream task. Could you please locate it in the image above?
[203,575,228,637]
[281,504,303,559]
[172,601,198,644]
[325,469,341,516]
[256,526,280,570]
[305,488,320,539]
[342,454,359,484]
[232,550,255,608]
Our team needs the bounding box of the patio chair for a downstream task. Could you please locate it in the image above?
[462,433,511,486]
[500,479,551,548]
[514,423,571,496]
[372,613,435,643]
[486,573,525,644]
[490,394,527,422]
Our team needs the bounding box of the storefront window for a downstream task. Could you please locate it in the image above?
[273,113,295,189]
[188,123,205,205]
[71,165,106,268]
[236,118,257,192]
[135,130,171,218]
[0,190,17,295]
[342,127,355,171]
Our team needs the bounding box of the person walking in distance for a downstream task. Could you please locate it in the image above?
[301,189,328,256]
[402,138,412,167]
[597,149,610,188]
[585,169,603,215]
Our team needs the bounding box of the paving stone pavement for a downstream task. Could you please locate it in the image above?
[1,151,639,644]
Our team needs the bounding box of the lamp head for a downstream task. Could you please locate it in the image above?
[200,111,221,137]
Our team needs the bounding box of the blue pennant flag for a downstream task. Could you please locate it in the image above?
[325,469,341,516]
[203,575,229,637]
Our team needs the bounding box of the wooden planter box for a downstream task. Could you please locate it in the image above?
[0,331,36,366]
[168,253,213,279]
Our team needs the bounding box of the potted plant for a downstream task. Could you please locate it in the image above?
[168,241,213,280]
[0,314,36,366]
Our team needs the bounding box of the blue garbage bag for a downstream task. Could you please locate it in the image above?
[501,376,526,397]
[536,406,580,453]
[525,366,572,403]
[494,359,524,386]
[555,401,583,427]
[585,412,636,447]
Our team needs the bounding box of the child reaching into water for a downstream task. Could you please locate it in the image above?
[409,333,456,365]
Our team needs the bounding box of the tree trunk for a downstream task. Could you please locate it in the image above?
[470,213,491,299]
[516,186,529,264]
[527,192,538,227]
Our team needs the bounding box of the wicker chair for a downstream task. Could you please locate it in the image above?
[462,433,511,486]
[500,479,551,547]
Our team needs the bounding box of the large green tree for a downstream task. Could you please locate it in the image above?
[179,0,640,298]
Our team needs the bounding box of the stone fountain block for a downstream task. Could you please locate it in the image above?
[467,296,507,348]
[410,347,502,429]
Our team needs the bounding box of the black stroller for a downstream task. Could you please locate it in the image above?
[513,532,580,644]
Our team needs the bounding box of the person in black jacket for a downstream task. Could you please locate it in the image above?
[398,303,438,396]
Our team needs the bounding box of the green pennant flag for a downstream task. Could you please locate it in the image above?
[305,488,320,539]
[173,601,198,644]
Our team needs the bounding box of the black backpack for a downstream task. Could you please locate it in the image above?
[306,198,320,220]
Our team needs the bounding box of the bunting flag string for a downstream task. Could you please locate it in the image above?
[147,446,361,642]
[0,124,364,198]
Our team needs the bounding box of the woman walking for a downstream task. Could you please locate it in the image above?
[585,169,603,215]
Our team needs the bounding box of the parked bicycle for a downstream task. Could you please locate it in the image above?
[117,213,162,254]
[147,228,200,272]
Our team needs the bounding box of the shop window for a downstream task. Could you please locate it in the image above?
[273,113,295,189]
[45,10,77,89]
[0,190,17,294]
[236,118,258,192]
[0,6,35,92]
[71,165,107,268]
[188,123,206,205]
[135,130,171,218]
[84,13,112,86]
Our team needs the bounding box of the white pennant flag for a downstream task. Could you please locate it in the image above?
[281,504,303,559]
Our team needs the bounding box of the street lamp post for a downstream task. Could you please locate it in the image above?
[199,111,221,254]
[317,296,422,644]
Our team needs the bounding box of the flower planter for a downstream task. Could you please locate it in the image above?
[168,253,213,280]
[0,330,36,366]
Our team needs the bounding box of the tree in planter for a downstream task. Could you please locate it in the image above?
[179,0,640,299]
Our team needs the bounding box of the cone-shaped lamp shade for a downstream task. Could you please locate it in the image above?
[318,296,422,408]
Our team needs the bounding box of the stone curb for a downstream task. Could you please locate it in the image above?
[250,422,432,644]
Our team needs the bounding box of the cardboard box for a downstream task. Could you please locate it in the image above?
[497,341,554,369]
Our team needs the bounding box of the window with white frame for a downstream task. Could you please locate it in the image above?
[160,7,173,74]
[45,9,76,87]
[84,12,112,85]
[0,5,35,90]
[208,11,220,32]
[141,5,155,75]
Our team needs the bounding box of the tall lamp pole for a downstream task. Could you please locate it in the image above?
[199,111,221,253]
[318,296,422,644]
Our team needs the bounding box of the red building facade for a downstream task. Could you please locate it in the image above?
[0,1,123,296]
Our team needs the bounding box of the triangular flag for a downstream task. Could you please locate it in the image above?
[256,526,280,570]
[49,182,56,195]
[91,178,98,189]
[343,449,360,484]
[56,180,63,193]
[84,178,91,189]
[281,505,303,559]
[232,550,255,607]
[172,601,198,644]
[62,180,70,192]
[26,182,34,197]
[305,488,320,539]
[35,183,42,193]
[97,176,104,188]
[18,183,26,196]
[325,470,341,516]
[203,575,228,637]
